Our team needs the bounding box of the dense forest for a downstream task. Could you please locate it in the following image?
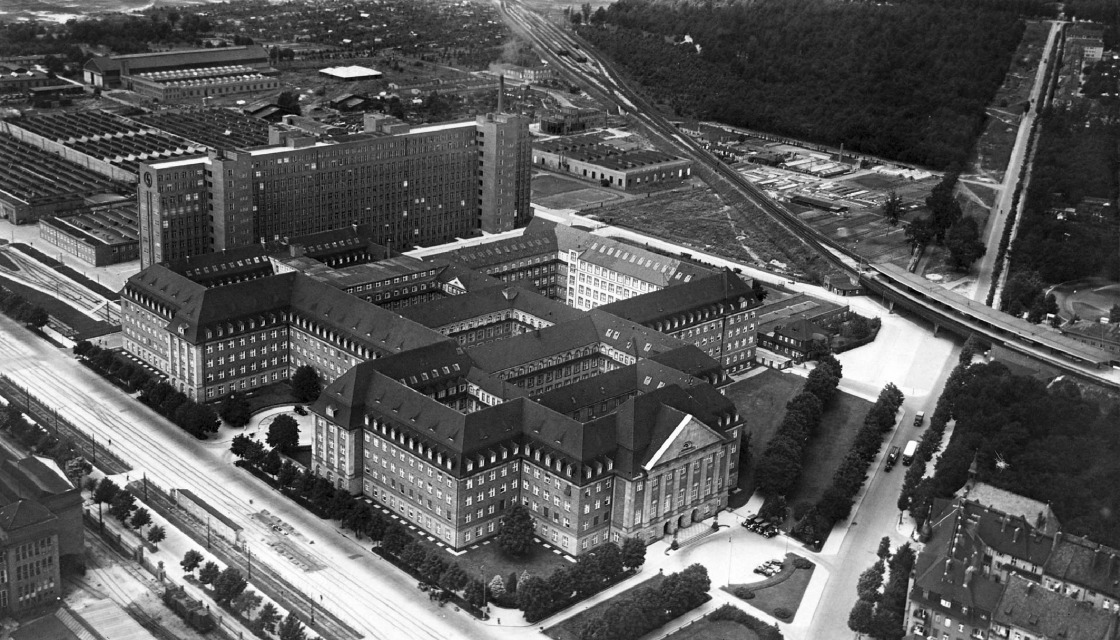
[579,0,1030,169]
[1004,106,1120,306]
[912,363,1120,547]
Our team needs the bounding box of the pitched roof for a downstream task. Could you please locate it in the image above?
[958,481,1060,535]
[600,269,758,326]
[773,318,829,343]
[576,236,711,287]
[995,574,1120,640]
[912,499,1006,624]
[398,284,581,329]
[0,499,56,533]
[1045,533,1120,602]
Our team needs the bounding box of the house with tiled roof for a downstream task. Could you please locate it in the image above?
[993,575,1120,640]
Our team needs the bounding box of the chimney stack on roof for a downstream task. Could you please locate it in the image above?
[1053,532,1061,553]
[1002,515,1008,533]
[498,75,505,113]
[1014,526,1021,543]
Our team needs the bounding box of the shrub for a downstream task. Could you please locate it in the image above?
[793,557,814,570]
[773,607,793,621]
[733,587,755,599]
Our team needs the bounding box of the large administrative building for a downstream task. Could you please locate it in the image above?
[138,111,532,268]
[121,220,760,554]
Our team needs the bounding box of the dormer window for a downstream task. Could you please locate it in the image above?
[326,406,337,418]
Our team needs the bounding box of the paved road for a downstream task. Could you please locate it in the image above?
[0,316,495,640]
[972,21,1062,304]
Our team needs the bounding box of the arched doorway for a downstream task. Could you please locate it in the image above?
[691,508,701,523]
[678,513,691,529]
[663,520,675,536]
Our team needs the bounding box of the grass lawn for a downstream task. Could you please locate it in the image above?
[241,382,299,413]
[722,369,805,506]
[725,553,815,623]
[532,173,586,198]
[545,574,666,640]
[783,391,873,515]
[662,619,760,640]
[454,538,570,585]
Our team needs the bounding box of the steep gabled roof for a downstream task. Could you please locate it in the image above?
[0,499,56,533]
[995,575,1120,640]
[600,269,757,326]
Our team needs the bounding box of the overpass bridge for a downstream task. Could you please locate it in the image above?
[862,263,1119,388]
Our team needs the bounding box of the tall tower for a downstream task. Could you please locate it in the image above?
[476,112,532,233]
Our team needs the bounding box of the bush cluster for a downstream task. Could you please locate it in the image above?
[577,564,710,640]
[754,355,843,498]
[0,404,90,484]
[708,604,783,640]
[848,543,915,640]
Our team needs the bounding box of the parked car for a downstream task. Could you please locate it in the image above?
[914,411,925,426]
[294,405,308,416]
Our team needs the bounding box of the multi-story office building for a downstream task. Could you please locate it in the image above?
[312,339,742,554]
[137,111,532,268]
[0,452,81,616]
[565,236,711,311]
[602,270,759,373]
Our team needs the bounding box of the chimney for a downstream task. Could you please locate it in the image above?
[1002,515,1008,533]
[965,565,975,586]
[1053,532,1061,553]
[498,75,505,113]
[1027,582,1034,594]
[1014,527,1021,543]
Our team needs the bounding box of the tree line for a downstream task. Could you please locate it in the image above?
[753,354,843,499]
[0,404,91,486]
[579,0,1027,170]
[90,476,166,546]
[904,172,986,271]
[848,538,916,640]
[579,564,710,640]
[901,358,1120,546]
[73,341,221,439]
[179,548,308,640]
[795,383,905,545]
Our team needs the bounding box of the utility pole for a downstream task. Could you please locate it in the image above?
[207,515,211,549]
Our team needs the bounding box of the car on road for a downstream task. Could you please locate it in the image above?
[914,411,925,426]
[902,440,919,466]
[885,445,900,471]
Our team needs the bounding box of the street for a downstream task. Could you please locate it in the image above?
[971,21,1062,304]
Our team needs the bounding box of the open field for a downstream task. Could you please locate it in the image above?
[595,186,767,265]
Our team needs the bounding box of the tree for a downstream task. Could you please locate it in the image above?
[464,579,486,607]
[751,279,768,302]
[198,561,221,586]
[278,460,299,487]
[848,598,875,635]
[256,603,281,634]
[213,567,248,604]
[23,306,48,329]
[261,449,283,475]
[497,504,535,556]
[506,570,519,594]
[109,490,137,523]
[267,414,300,453]
[439,564,469,592]
[277,612,308,640]
[277,91,302,117]
[130,507,152,531]
[877,536,892,560]
[219,393,252,428]
[518,576,555,621]
[488,574,506,598]
[231,590,262,618]
[291,366,321,402]
[230,434,254,458]
[620,537,646,571]
[175,402,221,436]
[856,560,885,602]
[181,549,204,574]
[93,477,120,506]
[945,216,986,270]
[147,525,167,545]
[905,216,935,248]
[882,190,903,226]
[593,542,624,580]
